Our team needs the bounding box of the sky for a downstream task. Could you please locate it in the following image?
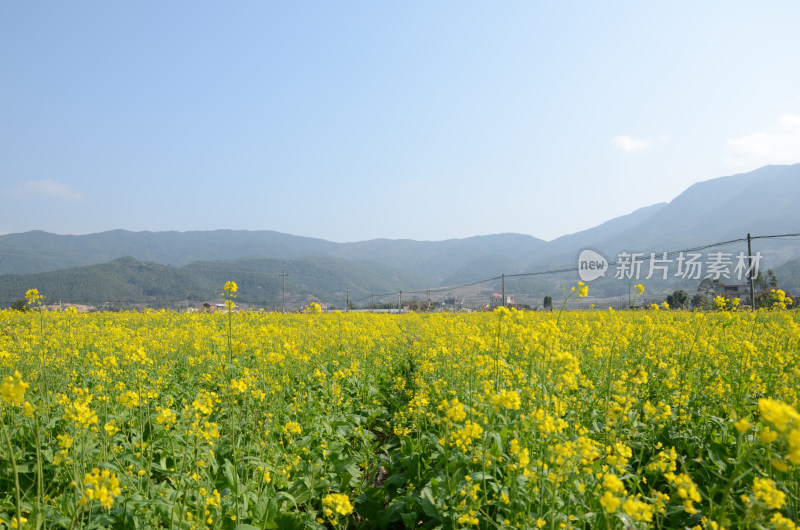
[2,2,800,243]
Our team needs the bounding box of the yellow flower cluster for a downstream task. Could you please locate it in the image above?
[490,389,521,411]
[771,289,794,310]
[507,438,530,471]
[665,472,702,515]
[25,288,44,305]
[439,398,467,422]
[449,420,483,451]
[305,301,323,313]
[752,477,786,510]
[0,370,28,405]
[714,295,740,311]
[78,468,121,509]
[155,406,177,429]
[222,280,238,295]
[283,420,302,435]
[322,492,353,517]
[758,398,800,464]
[63,392,99,429]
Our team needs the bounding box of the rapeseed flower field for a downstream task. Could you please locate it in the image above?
[0,288,798,529]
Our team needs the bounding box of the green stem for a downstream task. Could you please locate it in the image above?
[556,292,574,328]
[1,417,23,530]
[34,418,44,529]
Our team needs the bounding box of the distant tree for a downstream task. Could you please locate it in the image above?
[697,278,723,298]
[754,269,779,291]
[754,269,780,308]
[666,290,689,309]
[543,295,553,311]
[690,293,708,309]
[10,299,28,311]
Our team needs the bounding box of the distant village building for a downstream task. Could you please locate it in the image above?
[719,284,750,299]
[202,303,232,312]
[45,303,95,313]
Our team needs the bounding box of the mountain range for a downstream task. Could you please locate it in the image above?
[1,163,799,308]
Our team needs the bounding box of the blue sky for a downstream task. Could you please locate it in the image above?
[2,2,799,242]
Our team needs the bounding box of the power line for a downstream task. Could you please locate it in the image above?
[751,232,800,240]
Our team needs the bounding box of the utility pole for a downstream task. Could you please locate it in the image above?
[747,233,756,309]
[398,291,402,314]
[371,293,374,312]
[501,274,505,308]
[346,288,350,312]
[282,270,286,313]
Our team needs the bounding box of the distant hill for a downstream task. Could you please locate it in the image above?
[1,163,798,306]
[773,256,800,295]
[589,164,800,259]
[0,257,200,308]
[545,202,667,255]
[0,229,554,285]
[0,229,338,274]
[0,255,426,310]
[525,163,800,272]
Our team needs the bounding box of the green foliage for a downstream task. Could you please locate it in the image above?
[10,299,28,312]
[543,295,553,311]
[666,289,689,309]
[690,293,707,309]
[0,256,426,310]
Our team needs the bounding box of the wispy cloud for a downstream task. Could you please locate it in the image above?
[6,179,86,202]
[611,135,652,153]
[725,114,800,169]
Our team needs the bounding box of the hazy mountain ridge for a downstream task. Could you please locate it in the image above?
[523,164,800,272]
[1,163,799,305]
[0,229,339,273]
[0,255,426,309]
[596,164,800,253]
[773,257,800,295]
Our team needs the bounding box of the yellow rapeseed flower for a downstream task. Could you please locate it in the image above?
[322,492,353,516]
[283,421,302,435]
[0,371,29,405]
[223,281,238,296]
[25,288,44,305]
[79,468,121,510]
[752,477,786,510]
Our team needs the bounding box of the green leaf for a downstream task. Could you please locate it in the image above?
[385,472,407,489]
[222,459,238,493]
[401,511,418,528]
[418,487,439,519]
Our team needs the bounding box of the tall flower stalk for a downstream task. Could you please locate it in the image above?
[1,371,29,529]
[222,281,238,365]
[221,281,239,469]
[556,282,588,327]
[26,289,50,414]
